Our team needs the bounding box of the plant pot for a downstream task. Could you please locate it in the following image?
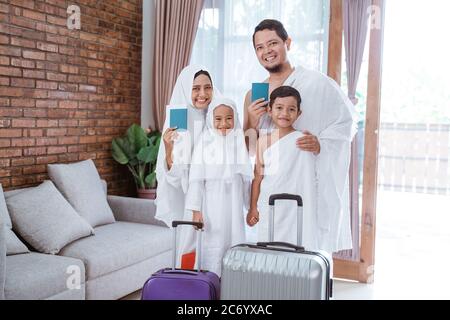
[137,188,156,200]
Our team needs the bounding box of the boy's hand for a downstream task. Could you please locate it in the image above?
[296,130,320,155]
[247,98,269,129]
[192,211,204,230]
[246,209,260,227]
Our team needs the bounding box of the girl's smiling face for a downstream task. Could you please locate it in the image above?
[213,105,234,136]
[192,74,213,110]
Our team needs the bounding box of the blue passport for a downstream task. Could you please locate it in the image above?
[169,106,188,131]
[252,82,269,102]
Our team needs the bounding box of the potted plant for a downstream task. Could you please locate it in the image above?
[112,124,161,199]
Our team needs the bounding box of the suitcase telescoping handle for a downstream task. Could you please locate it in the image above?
[171,221,203,272]
[267,193,303,246]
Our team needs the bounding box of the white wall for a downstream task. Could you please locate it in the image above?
[141,0,156,130]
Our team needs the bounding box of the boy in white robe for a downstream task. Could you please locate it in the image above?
[179,98,253,276]
[247,86,325,252]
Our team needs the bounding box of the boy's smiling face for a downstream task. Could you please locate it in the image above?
[269,96,301,128]
[214,105,234,136]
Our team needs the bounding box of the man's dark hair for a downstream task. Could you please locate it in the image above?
[252,19,289,47]
[269,86,301,110]
[194,70,212,85]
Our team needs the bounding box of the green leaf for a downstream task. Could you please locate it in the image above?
[127,124,148,153]
[111,138,129,164]
[137,146,158,164]
[145,172,157,188]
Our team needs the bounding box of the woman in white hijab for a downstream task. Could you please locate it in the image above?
[178,97,254,276]
[155,65,221,227]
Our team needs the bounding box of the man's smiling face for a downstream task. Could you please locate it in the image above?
[254,29,291,73]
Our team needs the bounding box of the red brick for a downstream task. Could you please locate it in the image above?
[22,165,46,175]
[36,100,57,108]
[11,37,35,48]
[0,87,24,97]
[37,41,58,52]
[36,22,58,34]
[0,56,9,65]
[79,136,97,144]
[36,61,58,71]
[47,15,66,27]
[58,120,78,127]
[58,46,75,55]
[46,128,67,136]
[36,155,58,164]
[23,147,46,156]
[0,108,22,117]
[11,58,35,68]
[0,66,22,77]
[58,83,78,92]
[68,145,86,153]
[12,176,37,187]
[46,33,67,45]
[0,98,10,107]
[47,146,66,154]
[0,45,22,56]
[23,89,47,99]
[36,80,58,89]
[24,109,47,118]
[22,9,46,21]
[0,149,22,158]
[0,4,9,14]
[0,139,11,148]
[36,119,58,127]
[0,35,9,44]
[46,72,66,81]
[11,158,35,166]
[0,159,11,168]
[47,109,69,118]
[11,98,35,107]
[11,138,35,147]
[59,101,78,109]
[12,119,35,128]
[10,0,35,10]
[0,119,11,128]
[60,64,79,74]
[0,77,9,86]
[0,129,22,138]
[23,50,46,60]
[58,136,79,144]
[68,75,87,83]
[87,59,104,68]
[10,16,36,29]
[11,78,35,88]
[27,129,43,137]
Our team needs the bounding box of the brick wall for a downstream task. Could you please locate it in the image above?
[0,0,142,195]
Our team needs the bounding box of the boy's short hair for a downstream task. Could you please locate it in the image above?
[269,86,302,110]
[253,19,289,47]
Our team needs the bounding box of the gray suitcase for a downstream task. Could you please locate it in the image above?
[220,193,333,300]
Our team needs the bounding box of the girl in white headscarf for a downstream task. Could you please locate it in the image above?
[178,98,254,276]
[155,65,221,227]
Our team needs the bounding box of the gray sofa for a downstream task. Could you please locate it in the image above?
[0,183,172,300]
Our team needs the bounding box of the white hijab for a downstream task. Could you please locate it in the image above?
[189,98,254,184]
[155,65,222,227]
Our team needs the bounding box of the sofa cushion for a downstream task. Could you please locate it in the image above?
[5,228,29,256]
[0,184,12,228]
[6,181,94,255]
[48,159,115,228]
[1,185,29,256]
[5,252,85,300]
[59,222,172,280]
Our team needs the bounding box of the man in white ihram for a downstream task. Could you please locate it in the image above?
[243,19,357,253]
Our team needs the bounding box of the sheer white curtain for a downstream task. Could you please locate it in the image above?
[191,0,330,120]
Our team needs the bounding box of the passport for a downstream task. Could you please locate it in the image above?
[169,106,188,131]
[251,82,269,103]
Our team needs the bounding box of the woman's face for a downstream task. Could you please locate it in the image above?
[213,105,234,136]
[192,74,213,110]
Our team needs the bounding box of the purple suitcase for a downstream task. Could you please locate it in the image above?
[141,221,220,300]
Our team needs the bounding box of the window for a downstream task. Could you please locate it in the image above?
[191,0,330,120]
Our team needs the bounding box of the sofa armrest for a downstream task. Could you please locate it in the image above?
[0,224,6,300]
[107,196,166,227]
